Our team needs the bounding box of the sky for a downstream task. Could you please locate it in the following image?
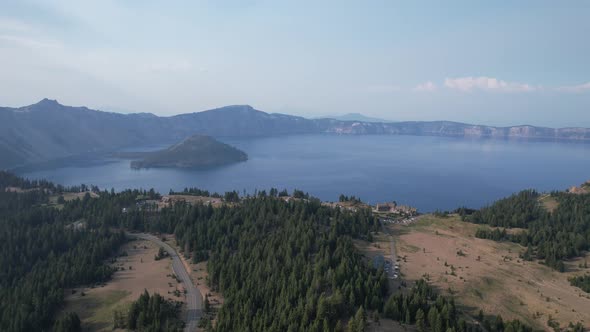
[0,1,589,127]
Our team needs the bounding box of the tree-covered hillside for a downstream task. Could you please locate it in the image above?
[129,134,247,169]
[159,195,383,331]
[2,171,578,331]
[462,190,590,271]
[0,172,126,331]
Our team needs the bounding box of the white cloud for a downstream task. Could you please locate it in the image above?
[444,76,536,93]
[556,82,590,93]
[414,81,436,92]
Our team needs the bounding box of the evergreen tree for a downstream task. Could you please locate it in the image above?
[416,308,426,332]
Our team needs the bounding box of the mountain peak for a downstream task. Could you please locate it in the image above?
[219,105,256,112]
[197,104,265,117]
[14,98,64,113]
[36,98,61,107]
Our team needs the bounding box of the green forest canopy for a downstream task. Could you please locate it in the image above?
[2,171,585,331]
[462,190,590,272]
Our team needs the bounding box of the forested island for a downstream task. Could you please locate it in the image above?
[125,135,247,169]
[0,171,587,331]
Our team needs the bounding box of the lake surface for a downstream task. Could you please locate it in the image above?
[17,134,590,212]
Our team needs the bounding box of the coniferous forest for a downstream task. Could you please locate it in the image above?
[1,171,586,331]
[157,194,384,331]
[113,290,184,332]
[0,172,126,331]
[462,190,590,272]
[569,275,590,293]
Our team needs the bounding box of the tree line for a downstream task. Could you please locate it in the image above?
[462,190,590,272]
[569,275,590,293]
[1,171,584,331]
[113,290,183,331]
[0,173,126,331]
[382,279,534,332]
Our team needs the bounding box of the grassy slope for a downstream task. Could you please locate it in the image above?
[538,194,559,213]
[393,215,590,330]
[63,290,130,331]
[60,240,184,331]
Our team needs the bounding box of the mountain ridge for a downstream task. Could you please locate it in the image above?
[316,113,393,123]
[2,99,590,169]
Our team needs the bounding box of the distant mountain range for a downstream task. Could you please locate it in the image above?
[316,113,392,123]
[2,99,590,169]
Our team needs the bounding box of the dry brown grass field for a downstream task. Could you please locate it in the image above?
[538,194,559,213]
[49,191,99,203]
[161,194,223,209]
[61,239,185,331]
[392,215,590,330]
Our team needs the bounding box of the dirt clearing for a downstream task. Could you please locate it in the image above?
[61,239,185,331]
[394,215,590,330]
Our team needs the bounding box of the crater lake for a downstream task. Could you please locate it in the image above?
[16,134,590,212]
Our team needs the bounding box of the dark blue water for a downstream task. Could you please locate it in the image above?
[17,135,590,212]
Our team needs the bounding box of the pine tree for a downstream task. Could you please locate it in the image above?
[405,310,412,325]
[354,306,366,332]
[416,309,426,332]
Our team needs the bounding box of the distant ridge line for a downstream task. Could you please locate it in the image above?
[1,99,590,169]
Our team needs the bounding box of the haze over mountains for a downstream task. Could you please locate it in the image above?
[317,113,393,123]
[2,99,590,169]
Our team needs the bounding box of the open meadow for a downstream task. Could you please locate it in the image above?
[393,215,590,330]
[60,239,185,331]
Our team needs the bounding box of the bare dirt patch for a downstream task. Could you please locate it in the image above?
[161,195,223,209]
[354,232,391,262]
[368,318,416,332]
[61,239,185,331]
[395,215,590,330]
[539,194,559,213]
[49,191,99,203]
[5,186,28,193]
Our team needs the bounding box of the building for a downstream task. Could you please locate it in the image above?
[374,201,417,216]
[375,202,397,212]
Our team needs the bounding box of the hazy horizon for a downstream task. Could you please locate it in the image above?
[1,1,589,127]
[5,97,590,129]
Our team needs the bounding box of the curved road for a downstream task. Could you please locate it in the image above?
[126,232,202,332]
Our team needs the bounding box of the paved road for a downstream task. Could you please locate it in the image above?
[381,224,399,280]
[126,232,202,332]
[390,237,397,263]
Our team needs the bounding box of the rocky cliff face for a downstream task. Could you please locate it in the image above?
[323,121,590,140]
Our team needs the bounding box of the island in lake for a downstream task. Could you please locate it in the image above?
[124,135,248,169]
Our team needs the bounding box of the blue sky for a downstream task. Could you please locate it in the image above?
[0,1,589,127]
